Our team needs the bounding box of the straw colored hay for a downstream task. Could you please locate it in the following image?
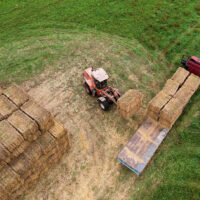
[148,91,171,114]
[0,165,21,197]
[0,96,17,120]
[3,84,29,107]
[10,154,33,180]
[159,98,184,126]
[0,143,11,163]
[0,120,24,152]
[8,110,39,142]
[162,79,180,97]
[49,119,66,139]
[117,89,143,113]
[183,73,200,92]
[37,132,56,154]
[171,67,190,85]
[147,110,159,121]
[12,141,30,158]
[21,100,54,132]
[24,141,43,163]
[174,86,195,105]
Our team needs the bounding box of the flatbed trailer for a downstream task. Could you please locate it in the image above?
[118,118,169,175]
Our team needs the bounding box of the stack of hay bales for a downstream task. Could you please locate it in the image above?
[0,84,69,200]
[147,68,200,129]
[117,89,143,119]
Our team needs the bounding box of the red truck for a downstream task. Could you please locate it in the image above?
[181,55,200,77]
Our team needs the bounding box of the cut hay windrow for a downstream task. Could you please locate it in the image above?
[0,95,17,120]
[8,110,40,142]
[21,100,54,132]
[3,84,29,107]
[171,67,190,85]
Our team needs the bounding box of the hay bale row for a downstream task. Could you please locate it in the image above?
[0,95,17,120]
[162,79,180,97]
[0,121,69,200]
[117,89,143,119]
[183,73,200,92]
[21,100,54,132]
[3,84,30,107]
[171,67,190,85]
[8,110,40,142]
[147,68,199,129]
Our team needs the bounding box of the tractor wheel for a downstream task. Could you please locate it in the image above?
[99,99,110,111]
[85,83,92,95]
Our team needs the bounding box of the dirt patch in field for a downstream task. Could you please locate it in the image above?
[16,33,162,200]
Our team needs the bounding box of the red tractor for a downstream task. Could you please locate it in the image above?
[83,68,121,110]
[181,55,200,77]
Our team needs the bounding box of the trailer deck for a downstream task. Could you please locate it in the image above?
[118,118,169,175]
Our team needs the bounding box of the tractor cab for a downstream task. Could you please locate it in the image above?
[92,68,109,90]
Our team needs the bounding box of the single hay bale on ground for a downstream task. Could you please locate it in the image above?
[117,104,141,119]
[3,84,29,107]
[147,90,171,114]
[8,110,40,142]
[183,73,200,91]
[0,143,11,163]
[0,165,22,197]
[174,86,195,105]
[10,153,33,180]
[159,98,184,127]
[117,89,143,113]
[162,79,180,97]
[37,132,57,154]
[0,95,17,120]
[0,120,24,152]
[21,100,54,132]
[171,67,190,85]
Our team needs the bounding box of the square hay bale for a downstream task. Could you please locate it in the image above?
[49,119,66,139]
[0,120,24,152]
[0,165,21,196]
[12,141,30,158]
[159,98,184,126]
[148,91,171,114]
[8,110,39,142]
[117,89,143,113]
[147,110,159,121]
[10,153,33,180]
[183,73,200,92]
[0,95,17,120]
[162,79,180,97]
[37,132,56,154]
[171,67,190,85]
[24,141,43,162]
[21,100,54,132]
[0,143,11,163]
[174,86,195,105]
[3,84,29,107]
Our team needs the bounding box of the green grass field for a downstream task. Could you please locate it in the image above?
[0,0,199,199]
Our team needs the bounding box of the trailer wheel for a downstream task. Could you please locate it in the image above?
[98,98,110,111]
[85,83,92,95]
